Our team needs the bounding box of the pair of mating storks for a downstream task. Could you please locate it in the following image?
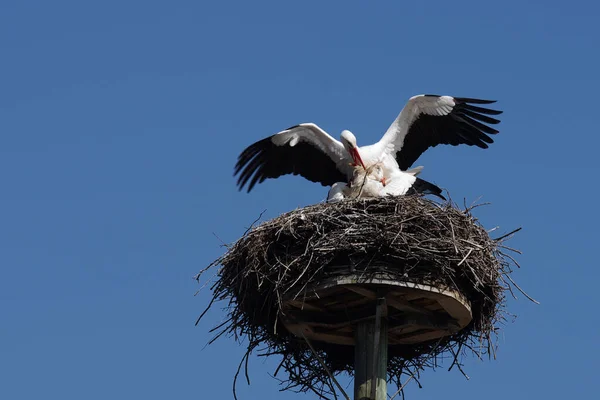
[234,95,502,201]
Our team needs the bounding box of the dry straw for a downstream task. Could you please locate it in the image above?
[196,195,528,399]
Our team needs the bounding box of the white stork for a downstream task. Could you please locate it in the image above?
[327,163,445,202]
[235,95,502,193]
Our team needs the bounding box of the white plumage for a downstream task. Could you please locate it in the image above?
[326,163,442,202]
[235,95,502,197]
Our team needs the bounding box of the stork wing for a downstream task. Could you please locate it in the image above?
[379,95,503,170]
[235,123,351,192]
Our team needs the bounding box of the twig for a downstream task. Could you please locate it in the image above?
[457,248,474,267]
[494,227,522,242]
[301,333,351,400]
[389,337,443,400]
[243,209,267,236]
[504,272,540,304]
[233,349,252,400]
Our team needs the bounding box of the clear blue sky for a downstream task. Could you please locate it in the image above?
[1,1,598,399]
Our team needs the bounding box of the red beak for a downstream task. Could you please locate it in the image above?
[352,148,366,169]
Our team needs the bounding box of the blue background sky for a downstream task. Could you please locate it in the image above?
[1,1,598,399]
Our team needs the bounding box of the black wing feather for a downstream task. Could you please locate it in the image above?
[407,177,446,200]
[462,104,503,115]
[395,97,503,170]
[234,136,346,192]
[460,109,501,125]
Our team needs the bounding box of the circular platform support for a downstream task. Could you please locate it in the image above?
[282,273,472,347]
[281,273,473,400]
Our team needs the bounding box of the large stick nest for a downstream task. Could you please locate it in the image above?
[196,196,525,399]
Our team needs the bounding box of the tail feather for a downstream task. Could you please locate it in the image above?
[405,166,424,176]
[407,178,446,200]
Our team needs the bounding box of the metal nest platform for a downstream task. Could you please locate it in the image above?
[196,196,527,400]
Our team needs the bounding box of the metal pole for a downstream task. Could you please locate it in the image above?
[354,298,388,400]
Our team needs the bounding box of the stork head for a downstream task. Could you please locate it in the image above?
[368,164,384,180]
[367,164,386,186]
[340,130,365,169]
